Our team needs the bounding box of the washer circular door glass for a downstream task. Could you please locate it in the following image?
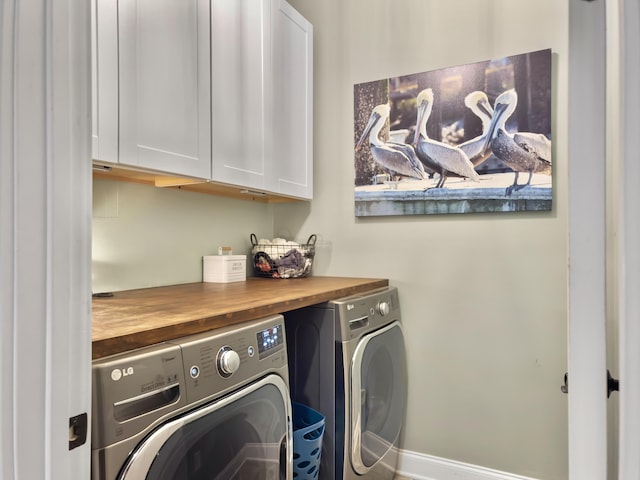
[350,321,407,474]
[117,374,292,480]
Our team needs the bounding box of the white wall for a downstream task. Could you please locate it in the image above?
[276,1,569,479]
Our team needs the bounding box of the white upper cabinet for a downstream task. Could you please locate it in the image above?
[92,0,312,199]
[91,0,118,163]
[118,0,212,179]
[211,0,269,190]
[211,0,313,199]
[266,0,313,199]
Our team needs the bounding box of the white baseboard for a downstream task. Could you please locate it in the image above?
[396,450,541,480]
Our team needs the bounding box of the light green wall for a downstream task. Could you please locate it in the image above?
[92,0,569,478]
[92,179,274,293]
[276,0,569,479]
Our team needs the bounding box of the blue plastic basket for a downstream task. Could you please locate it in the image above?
[292,402,325,480]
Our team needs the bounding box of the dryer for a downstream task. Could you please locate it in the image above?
[91,314,292,480]
[285,287,407,480]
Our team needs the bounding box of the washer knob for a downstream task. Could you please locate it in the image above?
[217,347,240,377]
[377,301,390,316]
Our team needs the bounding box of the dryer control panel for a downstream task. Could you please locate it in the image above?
[331,287,401,341]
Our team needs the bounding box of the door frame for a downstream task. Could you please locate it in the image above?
[569,1,640,479]
[567,0,607,478]
[0,0,92,478]
[613,0,640,478]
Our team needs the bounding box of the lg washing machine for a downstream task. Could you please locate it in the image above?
[91,314,292,480]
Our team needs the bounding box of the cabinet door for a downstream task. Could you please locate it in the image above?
[119,0,211,179]
[91,0,118,163]
[267,0,313,199]
[211,0,269,190]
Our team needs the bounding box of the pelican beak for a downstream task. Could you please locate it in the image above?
[477,97,494,119]
[413,102,427,146]
[414,163,427,180]
[482,102,508,152]
[355,112,380,152]
[482,127,494,153]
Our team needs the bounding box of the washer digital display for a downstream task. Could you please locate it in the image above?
[256,324,283,357]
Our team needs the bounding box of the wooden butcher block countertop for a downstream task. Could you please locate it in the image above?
[92,276,388,359]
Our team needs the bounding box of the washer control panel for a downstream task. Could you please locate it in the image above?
[216,346,241,377]
[176,314,287,405]
[256,323,284,358]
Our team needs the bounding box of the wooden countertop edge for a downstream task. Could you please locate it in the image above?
[92,277,388,359]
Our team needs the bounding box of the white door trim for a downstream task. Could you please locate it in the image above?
[0,0,92,478]
[568,0,608,479]
[615,0,640,478]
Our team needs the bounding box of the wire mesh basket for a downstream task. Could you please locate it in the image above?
[250,233,317,279]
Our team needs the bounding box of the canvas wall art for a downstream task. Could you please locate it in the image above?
[353,48,552,217]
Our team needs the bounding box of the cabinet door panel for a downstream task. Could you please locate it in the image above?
[92,0,118,163]
[119,0,211,179]
[268,0,313,199]
[211,0,268,189]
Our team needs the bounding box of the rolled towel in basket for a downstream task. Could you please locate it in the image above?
[273,249,305,270]
[255,238,307,259]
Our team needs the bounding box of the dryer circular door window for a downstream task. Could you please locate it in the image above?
[117,374,291,480]
[350,321,407,474]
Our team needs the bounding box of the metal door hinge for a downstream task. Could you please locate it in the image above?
[560,370,619,397]
[607,370,619,397]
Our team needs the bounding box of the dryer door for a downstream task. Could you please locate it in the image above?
[118,374,292,480]
[350,321,407,475]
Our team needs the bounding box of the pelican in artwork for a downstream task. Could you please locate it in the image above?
[484,89,552,195]
[465,90,494,134]
[458,91,495,167]
[413,88,479,189]
[355,104,428,181]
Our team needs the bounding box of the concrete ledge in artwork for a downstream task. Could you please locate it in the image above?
[354,172,552,216]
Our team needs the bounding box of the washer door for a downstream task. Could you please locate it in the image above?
[118,374,292,480]
[350,321,407,475]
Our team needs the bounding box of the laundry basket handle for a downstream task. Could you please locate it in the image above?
[251,233,316,247]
